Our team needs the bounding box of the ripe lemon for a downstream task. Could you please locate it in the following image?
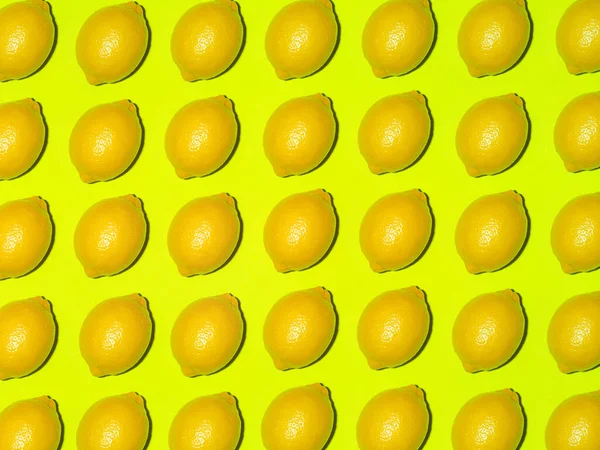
[360,190,432,273]
[169,392,242,450]
[168,193,241,276]
[0,396,62,450]
[264,94,336,177]
[551,192,600,274]
[171,294,244,377]
[80,294,152,377]
[458,0,531,77]
[557,0,600,75]
[457,94,529,177]
[77,392,149,450]
[452,389,525,450]
[548,291,600,373]
[0,0,55,82]
[264,189,337,272]
[165,96,238,179]
[74,195,147,278]
[265,0,339,80]
[0,197,52,280]
[76,2,149,85]
[171,0,244,81]
[357,386,430,450]
[357,287,430,370]
[263,287,336,370]
[362,0,435,78]
[546,391,600,450]
[262,383,334,450]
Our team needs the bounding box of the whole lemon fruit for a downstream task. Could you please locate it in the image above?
[357,287,430,370]
[551,192,600,274]
[458,0,531,77]
[169,392,242,450]
[171,294,244,376]
[0,197,53,280]
[548,291,600,373]
[0,0,55,82]
[452,389,525,450]
[362,0,435,78]
[76,2,149,85]
[357,386,430,450]
[557,0,600,75]
[165,96,238,179]
[546,391,600,450]
[265,0,339,80]
[262,383,334,450]
[264,287,336,370]
[457,94,529,177]
[0,98,46,180]
[74,195,147,278]
[168,193,241,276]
[171,0,244,81]
[264,94,336,177]
[80,294,153,377]
[360,190,432,273]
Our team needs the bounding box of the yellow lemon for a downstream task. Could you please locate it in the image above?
[357,386,430,450]
[262,383,334,450]
[551,192,600,274]
[265,0,339,80]
[77,392,149,450]
[0,0,55,82]
[0,396,62,450]
[264,189,337,272]
[263,287,336,370]
[548,291,600,373]
[452,389,525,450]
[168,194,241,276]
[74,195,147,278]
[457,94,529,177]
[362,0,435,78]
[165,96,238,179]
[264,94,336,177]
[171,294,244,377]
[76,2,149,85]
[171,0,244,81]
[80,294,152,377]
[546,391,600,450]
[458,0,531,77]
[557,0,600,75]
[0,197,52,280]
[169,392,242,450]
[360,190,432,273]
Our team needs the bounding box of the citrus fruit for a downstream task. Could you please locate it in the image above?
[171,294,244,377]
[357,287,430,370]
[557,0,600,75]
[359,190,432,272]
[546,391,600,450]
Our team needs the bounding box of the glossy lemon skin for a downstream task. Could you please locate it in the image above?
[546,391,600,450]
[0,397,62,450]
[557,0,600,75]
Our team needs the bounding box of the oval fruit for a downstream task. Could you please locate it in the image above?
[546,391,600,450]
[556,0,600,75]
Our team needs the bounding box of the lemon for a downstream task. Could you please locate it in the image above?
[262,383,334,450]
[165,96,238,179]
[171,294,244,377]
[0,197,53,280]
[263,287,336,370]
[357,287,430,370]
[458,0,531,77]
[357,386,430,450]
[168,193,241,276]
[265,0,339,80]
[77,392,149,450]
[557,0,600,75]
[264,94,336,177]
[457,94,529,177]
[546,391,600,450]
[169,392,242,450]
[76,2,149,85]
[74,195,147,278]
[362,0,435,78]
[360,190,432,273]
[452,389,525,450]
[80,294,152,377]
[171,0,244,81]
[0,396,62,450]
